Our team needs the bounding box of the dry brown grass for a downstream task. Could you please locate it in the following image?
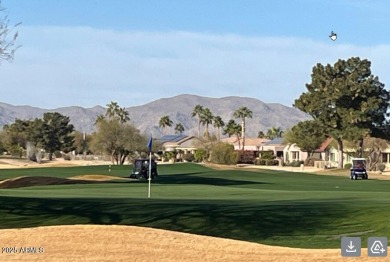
[0,225,381,262]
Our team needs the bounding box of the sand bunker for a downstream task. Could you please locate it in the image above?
[69,174,128,181]
[0,224,376,262]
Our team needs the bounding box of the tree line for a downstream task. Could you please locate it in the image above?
[0,102,153,165]
[159,105,284,149]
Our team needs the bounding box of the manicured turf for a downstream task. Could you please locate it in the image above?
[0,163,389,248]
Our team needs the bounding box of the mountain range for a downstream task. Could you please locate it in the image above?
[0,94,310,138]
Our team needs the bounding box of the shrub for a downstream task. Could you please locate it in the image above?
[254,159,267,165]
[259,150,275,160]
[194,149,207,162]
[378,163,386,172]
[344,163,352,169]
[54,151,62,158]
[163,151,175,160]
[210,142,238,165]
[63,154,71,161]
[238,150,256,164]
[184,152,194,162]
[290,160,304,167]
[266,160,273,166]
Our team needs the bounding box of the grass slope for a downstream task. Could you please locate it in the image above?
[0,163,389,248]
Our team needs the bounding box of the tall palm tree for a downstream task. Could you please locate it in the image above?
[213,116,225,140]
[266,127,283,140]
[174,123,185,134]
[223,119,242,149]
[159,116,173,134]
[117,107,130,123]
[200,108,214,140]
[105,101,120,118]
[191,104,204,138]
[233,106,253,150]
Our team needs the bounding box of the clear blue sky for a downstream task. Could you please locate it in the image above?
[1,0,390,108]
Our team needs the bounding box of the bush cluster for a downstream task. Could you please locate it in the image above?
[377,163,386,172]
[183,152,195,162]
[254,159,279,166]
[344,163,352,169]
[287,160,304,167]
[194,149,207,162]
[210,142,238,165]
[259,151,275,160]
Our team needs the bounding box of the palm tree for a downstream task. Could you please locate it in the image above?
[191,105,204,138]
[200,108,213,140]
[174,123,185,134]
[213,116,225,140]
[223,120,242,149]
[257,131,265,138]
[233,107,253,150]
[117,107,130,123]
[266,127,283,140]
[159,116,173,134]
[94,114,105,125]
[105,101,120,118]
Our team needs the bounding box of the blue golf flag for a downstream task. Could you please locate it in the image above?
[147,136,153,152]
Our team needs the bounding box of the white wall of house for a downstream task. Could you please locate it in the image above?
[283,144,308,162]
[327,147,354,167]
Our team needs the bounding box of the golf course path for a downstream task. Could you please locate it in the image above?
[0,225,382,262]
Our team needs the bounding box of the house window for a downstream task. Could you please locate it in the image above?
[292,151,299,160]
[346,154,352,163]
[382,153,389,163]
[330,153,336,162]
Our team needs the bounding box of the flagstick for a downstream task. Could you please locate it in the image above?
[148,151,152,198]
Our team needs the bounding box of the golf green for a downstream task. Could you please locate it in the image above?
[0,163,389,248]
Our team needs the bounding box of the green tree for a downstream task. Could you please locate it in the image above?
[283,120,327,157]
[200,107,214,139]
[294,57,390,168]
[72,131,91,155]
[2,119,38,157]
[233,107,253,150]
[39,112,75,160]
[159,115,173,134]
[210,142,239,165]
[91,119,146,165]
[191,104,204,138]
[265,127,283,140]
[0,130,5,153]
[92,102,145,164]
[257,131,265,138]
[223,119,242,149]
[0,1,20,63]
[174,123,185,134]
[213,116,225,141]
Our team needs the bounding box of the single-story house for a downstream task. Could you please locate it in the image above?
[262,138,285,158]
[158,134,202,153]
[220,137,270,151]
